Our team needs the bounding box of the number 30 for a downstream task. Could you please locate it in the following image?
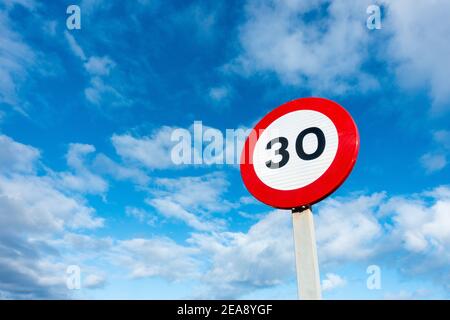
[265,127,326,169]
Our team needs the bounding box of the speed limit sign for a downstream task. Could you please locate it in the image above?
[240,97,359,209]
[240,97,359,300]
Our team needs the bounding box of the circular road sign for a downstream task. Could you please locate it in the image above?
[240,97,359,209]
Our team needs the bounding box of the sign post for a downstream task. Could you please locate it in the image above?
[240,97,359,300]
[292,206,321,300]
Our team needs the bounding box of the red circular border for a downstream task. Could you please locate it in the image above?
[240,97,359,209]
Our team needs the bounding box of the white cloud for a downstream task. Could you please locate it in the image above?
[55,143,149,193]
[84,56,115,76]
[112,127,178,169]
[385,0,450,112]
[64,31,128,108]
[315,193,386,263]
[147,172,230,231]
[420,153,447,173]
[56,143,108,195]
[209,86,230,102]
[0,138,103,234]
[0,175,104,232]
[112,124,251,169]
[231,1,450,112]
[60,233,113,251]
[84,76,129,107]
[80,0,160,15]
[0,135,105,298]
[113,238,200,281]
[424,185,450,200]
[92,154,149,185]
[384,289,431,300]
[0,135,40,174]
[382,192,450,253]
[64,31,86,61]
[433,130,450,150]
[239,196,258,205]
[231,0,377,94]
[148,198,217,231]
[151,172,231,212]
[0,12,35,112]
[420,130,450,173]
[2,0,36,10]
[125,206,157,226]
[188,210,294,298]
[83,274,107,289]
[1,133,449,298]
[186,186,450,297]
[322,273,346,292]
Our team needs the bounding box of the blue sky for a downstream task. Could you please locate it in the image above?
[0,0,449,299]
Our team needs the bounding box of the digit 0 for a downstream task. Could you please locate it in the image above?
[296,127,325,160]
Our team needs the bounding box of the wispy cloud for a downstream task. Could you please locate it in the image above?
[0,11,35,114]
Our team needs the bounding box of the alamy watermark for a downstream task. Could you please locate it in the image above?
[65,3,380,32]
[66,265,81,290]
[366,264,382,290]
[66,5,81,30]
[171,121,257,166]
[367,4,382,30]
[169,121,321,167]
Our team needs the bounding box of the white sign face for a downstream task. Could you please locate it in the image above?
[252,110,339,191]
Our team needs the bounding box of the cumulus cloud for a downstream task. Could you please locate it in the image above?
[382,193,450,254]
[112,124,250,169]
[231,0,377,94]
[92,154,149,185]
[0,175,104,233]
[112,127,178,170]
[188,210,294,298]
[54,143,149,194]
[112,238,200,281]
[231,1,450,113]
[420,129,450,173]
[151,172,231,212]
[56,143,108,195]
[0,135,40,174]
[148,198,218,231]
[1,133,449,298]
[385,0,450,113]
[146,172,231,231]
[0,135,105,298]
[83,274,107,289]
[185,187,450,297]
[125,206,157,226]
[315,193,386,263]
[58,233,113,252]
[322,273,347,292]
